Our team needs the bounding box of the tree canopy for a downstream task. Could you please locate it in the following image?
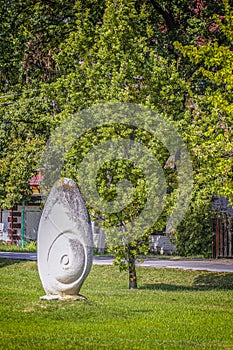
[1,0,233,285]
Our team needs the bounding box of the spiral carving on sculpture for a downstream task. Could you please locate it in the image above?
[47,233,86,285]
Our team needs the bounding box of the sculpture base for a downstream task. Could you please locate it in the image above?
[40,294,87,301]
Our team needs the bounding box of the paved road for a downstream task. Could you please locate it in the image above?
[0,252,233,272]
[0,251,37,261]
[139,258,233,273]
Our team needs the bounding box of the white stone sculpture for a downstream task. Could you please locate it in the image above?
[37,178,93,300]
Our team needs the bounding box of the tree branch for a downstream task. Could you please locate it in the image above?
[149,0,178,31]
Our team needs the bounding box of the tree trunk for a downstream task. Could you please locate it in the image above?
[149,0,178,31]
[128,255,137,289]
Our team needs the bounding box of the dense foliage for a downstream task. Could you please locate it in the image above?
[1,0,233,283]
[174,0,233,256]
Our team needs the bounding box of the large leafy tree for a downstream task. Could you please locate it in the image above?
[0,0,77,207]
[0,0,228,206]
[174,0,233,255]
[1,0,232,278]
[41,0,190,289]
[175,0,233,203]
[0,0,77,90]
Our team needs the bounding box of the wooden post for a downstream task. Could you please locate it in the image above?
[228,216,232,258]
[219,215,223,257]
[223,214,228,257]
[216,218,220,258]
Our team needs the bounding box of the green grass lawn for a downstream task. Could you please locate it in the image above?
[0,260,233,350]
[0,242,37,253]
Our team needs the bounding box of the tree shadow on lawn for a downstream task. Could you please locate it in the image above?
[140,272,233,291]
[0,258,24,269]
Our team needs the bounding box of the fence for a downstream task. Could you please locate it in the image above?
[212,214,232,258]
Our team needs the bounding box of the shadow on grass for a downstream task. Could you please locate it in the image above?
[193,272,233,290]
[140,273,233,291]
[0,259,23,269]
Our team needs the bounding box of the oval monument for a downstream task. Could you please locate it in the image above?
[37,178,93,300]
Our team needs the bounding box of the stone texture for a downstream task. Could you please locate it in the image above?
[37,178,93,299]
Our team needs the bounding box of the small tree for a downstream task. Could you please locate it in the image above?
[40,1,193,289]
